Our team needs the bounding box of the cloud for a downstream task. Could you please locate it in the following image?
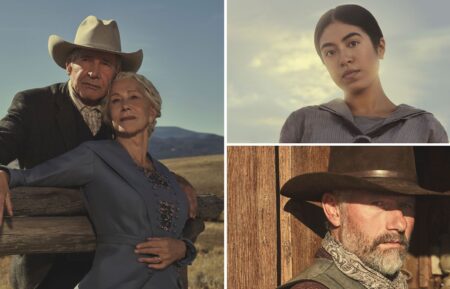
[254,116,286,127]
[245,30,341,109]
[405,27,450,62]
[249,32,320,74]
[228,26,342,141]
[227,83,261,108]
[380,26,450,105]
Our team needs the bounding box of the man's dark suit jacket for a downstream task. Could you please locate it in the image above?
[0,82,113,289]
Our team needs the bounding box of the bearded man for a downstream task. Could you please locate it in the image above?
[278,146,448,289]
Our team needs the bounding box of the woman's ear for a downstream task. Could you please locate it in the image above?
[377,37,386,59]
[322,192,342,228]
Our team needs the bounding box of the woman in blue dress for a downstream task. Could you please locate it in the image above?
[0,72,196,289]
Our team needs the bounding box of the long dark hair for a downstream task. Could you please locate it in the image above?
[314,4,384,58]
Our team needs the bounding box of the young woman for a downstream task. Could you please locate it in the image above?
[280,4,448,143]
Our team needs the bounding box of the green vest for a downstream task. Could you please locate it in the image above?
[277,258,366,289]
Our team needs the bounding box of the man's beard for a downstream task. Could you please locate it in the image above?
[339,210,409,277]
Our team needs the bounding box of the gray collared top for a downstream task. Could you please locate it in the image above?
[279,99,448,143]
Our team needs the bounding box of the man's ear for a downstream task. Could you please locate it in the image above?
[322,192,342,227]
[65,62,72,76]
[377,37,385,60]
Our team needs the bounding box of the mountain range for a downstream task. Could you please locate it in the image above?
[149,126,224,159]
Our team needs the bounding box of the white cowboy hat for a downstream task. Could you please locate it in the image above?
[48,15,143,72]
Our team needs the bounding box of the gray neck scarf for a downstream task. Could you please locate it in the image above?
[322,233,408,289]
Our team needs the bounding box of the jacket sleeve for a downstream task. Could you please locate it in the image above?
[175,238,197,266]
[426,114,449,143]
[0,92,31,165]
[5,143,94,188]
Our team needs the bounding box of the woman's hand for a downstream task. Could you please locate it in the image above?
[135,237,187,269]
[0,170,13,225]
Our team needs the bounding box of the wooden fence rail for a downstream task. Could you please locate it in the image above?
[9,187,223,219]
[0,187,223,255]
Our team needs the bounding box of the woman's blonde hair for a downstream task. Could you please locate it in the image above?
[103,72,162,135]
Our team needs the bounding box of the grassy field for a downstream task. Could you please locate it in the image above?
[188,222,224,289]
[165,154,224,288]
[0,256,10,289]
[0,154,224,289]
[162,154,224,197]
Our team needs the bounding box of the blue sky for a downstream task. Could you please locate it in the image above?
[0,0,223,136]
[228,0,450,142]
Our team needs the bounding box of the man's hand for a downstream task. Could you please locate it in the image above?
[0,171,13,225]
[135,237,186,270]
[173,174,198,218]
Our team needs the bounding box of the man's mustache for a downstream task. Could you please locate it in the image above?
[372,233,409,249]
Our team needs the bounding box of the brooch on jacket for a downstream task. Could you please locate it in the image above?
[159,200,180,232]
[142,168,170,190]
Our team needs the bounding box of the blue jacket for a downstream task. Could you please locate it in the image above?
[8,140,191,289]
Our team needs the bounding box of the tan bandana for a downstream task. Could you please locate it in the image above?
[68,81,103,135]
[322,233,408,289]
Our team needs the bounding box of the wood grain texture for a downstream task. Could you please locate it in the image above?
[278,146,329,284]
[0,216,96,254]
[1,189,222,257]
[10,187,223,220]
[11,187,86,216]
[227,146,278,289]
[414,147,450,289]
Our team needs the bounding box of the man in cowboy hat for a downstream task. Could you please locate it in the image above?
[278,147,447,289]
[0,15,198,289]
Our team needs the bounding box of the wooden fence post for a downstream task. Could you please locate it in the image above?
[278,146,329,285]
[228,146,278,288]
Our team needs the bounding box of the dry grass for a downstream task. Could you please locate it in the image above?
[162,154,224,197]
[189,222,224,289]
[164,155,225,288]
[0,256,11,289]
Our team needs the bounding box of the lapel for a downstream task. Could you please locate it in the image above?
[319,98,362,134]
[319,99,429,137]
[319,98,355,122]
[361,104,427,137]
[55,82,79,150]
[84,140,158,221]
[86,140,189,237]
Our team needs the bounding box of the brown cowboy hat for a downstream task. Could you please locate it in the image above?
[48,15,143,72]
[281,146,447,202]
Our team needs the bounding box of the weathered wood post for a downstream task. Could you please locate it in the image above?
[228,146,278,288]
[278,146,329,284]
